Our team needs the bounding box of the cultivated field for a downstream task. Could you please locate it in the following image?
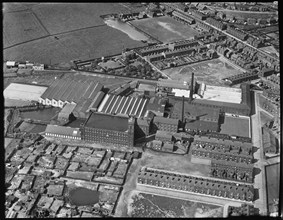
[220,115,250,137]
[3,10,49,48]
[162,58,243,87]
[127,192,223,218]
[130,16,199,43]
[32,3,129,34]
[265,163,280,213]
[4,25,145,65]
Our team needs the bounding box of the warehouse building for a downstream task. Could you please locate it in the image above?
[39,78,103,109]
[81,112,135,147]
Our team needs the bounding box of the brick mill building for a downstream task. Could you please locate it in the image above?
[81,112,135,147]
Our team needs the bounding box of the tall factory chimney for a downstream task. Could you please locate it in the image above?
[189,72,194,101]
[182,95,185,124]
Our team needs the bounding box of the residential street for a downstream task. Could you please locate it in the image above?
[251,91,268,215]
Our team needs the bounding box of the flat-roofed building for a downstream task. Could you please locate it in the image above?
[81,112,135,147]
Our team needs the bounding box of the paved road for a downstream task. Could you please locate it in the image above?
[251,91,268,215]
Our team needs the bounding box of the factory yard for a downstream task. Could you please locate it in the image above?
[130,16,199,43]
[220,115,250,138]
[127,191,224,218]
[162,58,243,87]
[140,150,210,177]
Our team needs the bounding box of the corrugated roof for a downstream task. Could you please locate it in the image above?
[88,91,105,112]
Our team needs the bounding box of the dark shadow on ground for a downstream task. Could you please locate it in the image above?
[253,158,259,163]
[252,146,259,154]
[250,90,256,116]
[219,113,225,125]
[253,188,260,201]
[254,167,262,177]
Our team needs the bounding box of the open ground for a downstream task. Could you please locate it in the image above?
[162,58,243,87]
[3,3,146,65]
[220,115,250,137]
[129,16,199,43]
[265,163,280,213]
[127,191,224,217]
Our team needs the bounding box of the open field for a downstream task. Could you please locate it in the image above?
[3,3,39,13]
[4,25,145,65]
[162,58,243,87]
[127,191,223,218]
[130,16,199,43]
[3,10,49,48]
[265,163,280,213]
[3,3,146,65]
[220,115,250,137]
[140,151,210,177]
[32,3,129,35]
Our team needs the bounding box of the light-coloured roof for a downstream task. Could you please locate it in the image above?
[4,83,48,102]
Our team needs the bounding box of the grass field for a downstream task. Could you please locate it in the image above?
[32,3,129,35]
[130,16,199,43]
[3,3,146,65]
[128,192,223,217]
[3,3,38,13]
[265,163,280,213]
[220,115,250,137]
[4,25,145,64]
[3,10,49,48]
[163,58,243,87]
